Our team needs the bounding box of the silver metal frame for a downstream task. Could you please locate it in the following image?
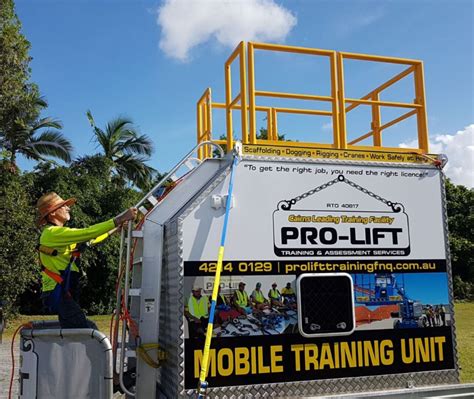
[117,141,225,397]
[135,222,163,399]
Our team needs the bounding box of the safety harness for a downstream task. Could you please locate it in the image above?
[37,242,88,312]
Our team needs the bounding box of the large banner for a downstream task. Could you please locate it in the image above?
[182,160,454,389]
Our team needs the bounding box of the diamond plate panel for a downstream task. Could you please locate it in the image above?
[184,370,458,398]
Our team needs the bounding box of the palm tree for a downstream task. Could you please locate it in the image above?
[86,110,155,189]
[0,96,73,170]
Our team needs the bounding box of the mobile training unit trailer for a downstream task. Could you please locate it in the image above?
[135,147,457,398]
[122,42,463,398]
[17,42,468,399]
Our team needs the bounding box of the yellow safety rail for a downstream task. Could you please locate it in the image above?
[197,41,430,158]
[338,51,429,153]
[196,88,212,160]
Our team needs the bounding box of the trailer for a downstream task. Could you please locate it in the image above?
[19,42,473,398]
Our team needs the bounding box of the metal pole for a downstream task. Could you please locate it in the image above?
[113,227,125,374]
[119,222,135,396]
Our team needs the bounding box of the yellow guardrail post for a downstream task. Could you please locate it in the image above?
[329,51,340,148]
[336,52,347,149]
[371,92,382,147]
[414,62,429,153]
[197,102,203,160]
[205,88,212,158]
[247,42,257,144]
[197,89,212,159]
[224,42,247,151]
[239,42,248,144]
[225,52,234,152]
[272,108,278,140]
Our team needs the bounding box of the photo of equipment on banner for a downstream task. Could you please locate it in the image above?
[353,272,450,330]
[184,276,298,339]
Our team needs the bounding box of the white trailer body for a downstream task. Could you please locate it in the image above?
[134,146,459,398]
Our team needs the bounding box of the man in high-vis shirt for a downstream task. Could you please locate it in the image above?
[281,282,297,308]
[268,282,284,307]
[233,282,252,315]
[251,282,270,311]
[185,286,209,338]
[37,192,137,329]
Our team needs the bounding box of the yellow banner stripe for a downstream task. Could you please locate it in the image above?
[242,144,438,164]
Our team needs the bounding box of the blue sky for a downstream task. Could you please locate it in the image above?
[15,0,473,186]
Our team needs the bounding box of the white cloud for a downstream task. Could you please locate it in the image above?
[399,124,474,188]
[157,0,297,61]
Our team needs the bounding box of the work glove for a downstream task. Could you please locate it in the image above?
[114,207,138,226]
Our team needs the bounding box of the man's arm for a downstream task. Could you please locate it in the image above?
[43,219,116,247]
[43,208,137,247]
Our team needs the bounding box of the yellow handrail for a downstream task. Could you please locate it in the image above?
[225,41,247,151]
[196,88,212,159]
[196,42,430,159]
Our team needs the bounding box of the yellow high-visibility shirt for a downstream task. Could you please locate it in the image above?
[188,295,209,318]
[269,288,281,299]
[251,290,265,303]
[281,287,295,295]
[235,290,249,307]
[39,219,115,292]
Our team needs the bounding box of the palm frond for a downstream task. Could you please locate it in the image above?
[95,128,112,156]
[115,154,156,189]
[34,96,48,109]
[106,118,134,143]
[87,110,113,156]
[119,134,154,156]
[30,117,63,132]
[23,130,73,163]
[86,110,96,128]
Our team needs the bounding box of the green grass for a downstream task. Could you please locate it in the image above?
[455,302,474,383]
[2,314,111,341]
[3,303,474,382]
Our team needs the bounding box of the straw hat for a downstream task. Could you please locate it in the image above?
[36,192,76,226]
